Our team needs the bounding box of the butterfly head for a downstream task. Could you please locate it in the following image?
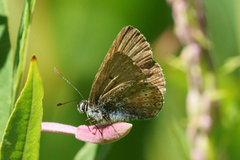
[77,100,88,114]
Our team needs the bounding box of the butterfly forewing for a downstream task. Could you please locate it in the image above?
[100,52,147,96]
[89,52,147,106]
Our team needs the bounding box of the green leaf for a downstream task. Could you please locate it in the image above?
[168,119,190,160]
[0,0,13,140]
[0,56,43,160]
[74,143,98,160]
[95,144,112,160]
[74,143,112,160]
[220,56,240,75]
[0,0,36,140]
[11,0,36,111]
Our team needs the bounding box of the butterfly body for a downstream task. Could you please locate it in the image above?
[77,26,165,124]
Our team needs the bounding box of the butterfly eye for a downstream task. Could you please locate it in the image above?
[77,101,88,114]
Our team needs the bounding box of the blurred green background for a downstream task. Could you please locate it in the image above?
[6,0,240,159]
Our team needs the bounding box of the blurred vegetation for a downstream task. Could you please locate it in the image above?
[4,0,240,159]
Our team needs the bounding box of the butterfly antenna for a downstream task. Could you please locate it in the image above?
[54,67,85,100]
[57,100,80,106]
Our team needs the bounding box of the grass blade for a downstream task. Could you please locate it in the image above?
[0,0,13,139]
[11,0,36,111]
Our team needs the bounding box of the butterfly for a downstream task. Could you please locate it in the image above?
[77,26,165,126]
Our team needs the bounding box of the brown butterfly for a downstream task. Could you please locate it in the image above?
[76,26,165,126]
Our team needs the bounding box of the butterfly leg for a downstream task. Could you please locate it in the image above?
[103,115,120,138]
[85,118,93,131]
[85,118,103,137]
[91,119,103,138]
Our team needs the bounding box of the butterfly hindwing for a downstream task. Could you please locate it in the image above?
[98,81,163,121]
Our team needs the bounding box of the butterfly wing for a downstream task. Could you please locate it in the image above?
[89,26,165,111]
[89,51,148,107]
[108,26,165,94]
[98,81,163,121]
